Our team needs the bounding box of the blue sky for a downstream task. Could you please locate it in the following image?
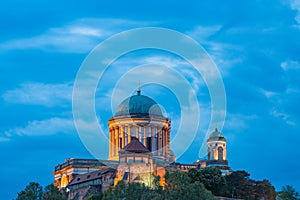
[1,0,300,199]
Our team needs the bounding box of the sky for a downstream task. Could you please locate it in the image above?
[0,0,300,199]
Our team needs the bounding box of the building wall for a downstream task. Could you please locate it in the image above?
[108,118,171,161]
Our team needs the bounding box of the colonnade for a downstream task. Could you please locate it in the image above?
[108,124,170,160]
[207,142,227,161]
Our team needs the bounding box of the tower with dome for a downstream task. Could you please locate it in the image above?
[107,88,175,163]
[53,88,230,197]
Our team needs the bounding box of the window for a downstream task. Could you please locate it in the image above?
[123,172,129,180]
[119,138,122,148]
[218,147,223,160]
[146,137,152,152]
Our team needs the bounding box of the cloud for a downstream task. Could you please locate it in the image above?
[3,117,75,139]
[0,18,157,53]
[186,25,243,75]
[2,82,72,107]
[270,108,296,126]
[225,113,258,130]
[187,25,221,40]
[258,88,278,99]
[256,83,299,127]
[290,0,300,25]
[280,60,300,71]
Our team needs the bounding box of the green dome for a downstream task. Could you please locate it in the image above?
[208,128,226,142]
[114,93,163,118]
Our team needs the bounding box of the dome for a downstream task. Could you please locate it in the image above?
[208,128,226,142]
[114,92,163,117]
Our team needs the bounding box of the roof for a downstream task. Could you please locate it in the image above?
[67,167,116,186]
[119,137,150,153]
[114,91,163,117]
[207,128,226,142]
[133,175,144,181]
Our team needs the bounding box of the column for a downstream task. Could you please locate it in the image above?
[151,127,155,154]
[159,128,162,156]
[162,128,165,156]
[140,127,144,144]
[154,127,157,155]
[116,127,119,156]
[158,127,161,155]
[143,127,147,146]
[128,125,131,144]
[109,128,112,158]
[113,128,116,156]
[118,126,122,149]
[156,127,160,155]
[136,126,139,140]
[122,126,125,148]
[167,127,170,156]
[165,128,168,156]
[125,126,128,145]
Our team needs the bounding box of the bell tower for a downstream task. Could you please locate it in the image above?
[206,128,230,174]
[207,128,227,161]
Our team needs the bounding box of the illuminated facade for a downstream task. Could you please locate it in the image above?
[206,128,230,174]
[168,128,230,175]
[53,88,230,197]
[207,128,227,161]
[108,89,175,163]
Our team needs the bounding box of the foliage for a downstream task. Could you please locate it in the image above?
[188,167,226,196]
[44,184,67,200]
[278,185,300,200]
[17,169,288,200]
[87,193,104,200]
[254,180,276,200]
[165,170,215,200]
[16,182,66,200]
[153,175,162,190]
[198,167,226,196]
[188,168,200,183]
[222,170,276,200]
[103,181,155,200]
[224,170,252,198]
[16,182,43,200]
[102,171,214,200]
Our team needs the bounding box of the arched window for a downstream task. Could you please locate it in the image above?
[218,146,223,160]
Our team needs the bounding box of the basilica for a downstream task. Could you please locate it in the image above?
[53,88,230,199]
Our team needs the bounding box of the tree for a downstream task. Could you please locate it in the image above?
[103,181,155,200]
[87,193,103,200]
[188,168,201,183]
[17,182,43,200]
[278,185,300,200]
[254,180,276,200]
[198,167,226,196]
[164,170,215,200]
[103,171,214,200]
[224,170,253,199]
[44,184,67,200]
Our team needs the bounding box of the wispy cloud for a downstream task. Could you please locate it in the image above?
[290,0,300,26]
[280,60,300,71]
[270,108,296,126]
[258,88,278,99]
[0,18,157,53]
[187,25,222,40]
[225,113,258,130]
[2,82,72,107]
[3,117,75,140]
[186,25,243,75]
